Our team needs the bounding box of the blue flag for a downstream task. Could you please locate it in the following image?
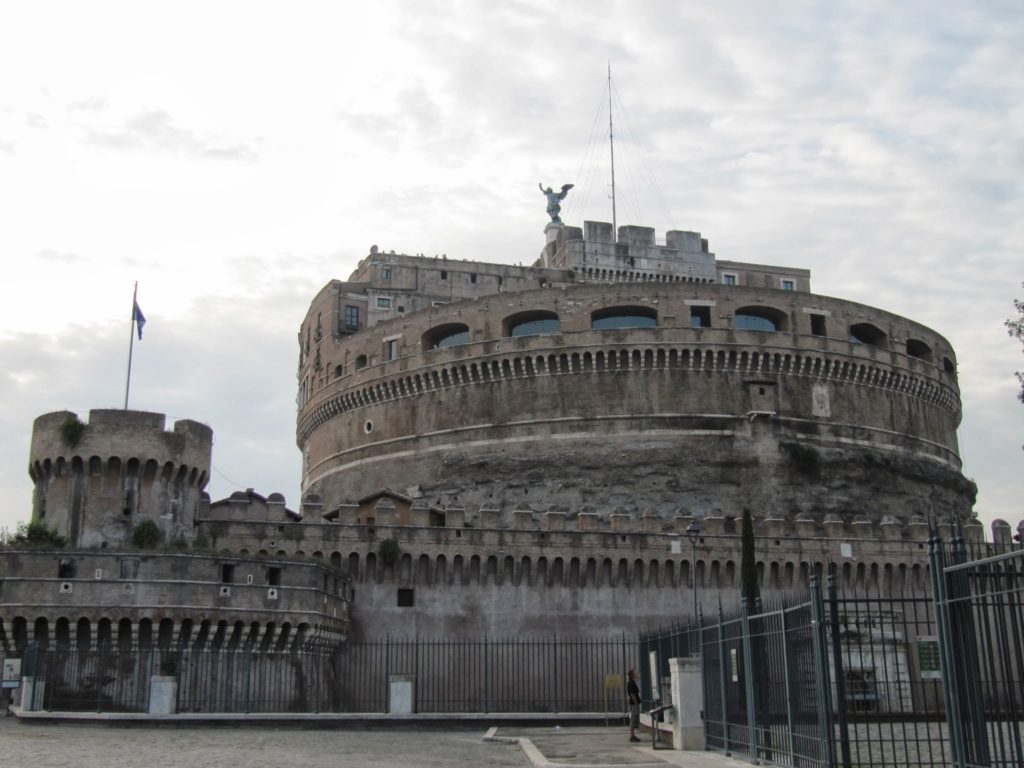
[133,301,146,340]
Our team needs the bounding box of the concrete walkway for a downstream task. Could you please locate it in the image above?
[490,726,753,768]
[9,708,753,768]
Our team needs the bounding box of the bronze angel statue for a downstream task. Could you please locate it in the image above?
[539,182,574,224]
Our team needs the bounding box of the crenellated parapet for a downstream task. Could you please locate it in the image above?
[196,493,1015,592]
[28,410,213,548]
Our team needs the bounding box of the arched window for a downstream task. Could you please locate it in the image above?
[734,306,787,332]
[503,310,560,337]
[423,323,470,350]
[906,339,932,362]
[849,322,886,346]
[591,306,657,330]
[355,354,368,370]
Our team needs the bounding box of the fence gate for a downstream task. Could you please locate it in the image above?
[700,579,836,768]
[931,538,1024,768]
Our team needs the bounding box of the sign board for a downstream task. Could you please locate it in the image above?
[2,658,21,689]
[917,637,942,680]
[604,673,623,690]
[648,651,659,701]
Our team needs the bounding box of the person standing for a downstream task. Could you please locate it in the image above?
[627,669,641,742]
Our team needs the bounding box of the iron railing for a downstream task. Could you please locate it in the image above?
[20,635,633,715]
[932,537,1024,768]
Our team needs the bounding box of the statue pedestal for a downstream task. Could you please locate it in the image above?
[544,222,563,245]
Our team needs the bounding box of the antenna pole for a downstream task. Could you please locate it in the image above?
[608,62,617,237]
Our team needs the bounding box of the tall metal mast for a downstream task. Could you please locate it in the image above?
[608,62,617,236]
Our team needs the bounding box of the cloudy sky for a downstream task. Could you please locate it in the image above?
[1,1,1021,536]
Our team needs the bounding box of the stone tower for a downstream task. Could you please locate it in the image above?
[28,410,213,547]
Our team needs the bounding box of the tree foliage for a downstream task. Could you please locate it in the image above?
[1007,287,1024,404]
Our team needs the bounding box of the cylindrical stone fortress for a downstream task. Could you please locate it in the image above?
[296,225,974,527]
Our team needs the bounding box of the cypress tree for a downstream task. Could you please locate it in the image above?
[741,508,759,606]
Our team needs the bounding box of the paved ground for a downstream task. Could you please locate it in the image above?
[0,717,753,768]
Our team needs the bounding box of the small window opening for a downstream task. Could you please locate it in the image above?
[781,279,795,291]
[58,558,76,579]
[344,306,360,331]
[722,273,737,286]
[810,314,827,337]
[221,564,235,584]
[355,354,368,370]
[470,273,477,283]
[120,558,139,579]
[267,567,281,586]
[690,306,711,329]
[397,588,415,607]
[440,270,448,280]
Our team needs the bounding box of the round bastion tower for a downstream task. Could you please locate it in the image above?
[28,410,213,548]
[295,222,976,527]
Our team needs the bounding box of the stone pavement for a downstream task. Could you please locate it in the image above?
[1,715,753,768]
[493,726,754,768]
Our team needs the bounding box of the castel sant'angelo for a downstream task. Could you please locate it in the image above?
[3,207,1012,655]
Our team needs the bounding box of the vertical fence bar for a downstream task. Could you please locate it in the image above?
[779,603,795,761]
[809,574,837,768]
[718,603,730,755]
[740,598,758,763]
[930,535,967,768]
[827,566,852,768]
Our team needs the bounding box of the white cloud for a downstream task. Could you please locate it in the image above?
[0,1,1021,536]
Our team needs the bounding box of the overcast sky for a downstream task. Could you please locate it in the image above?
[1,1,1021,536]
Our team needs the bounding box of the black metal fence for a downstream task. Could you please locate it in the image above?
[932,538,1024,768]
[21,635,633,715]
[687,538,1023,768]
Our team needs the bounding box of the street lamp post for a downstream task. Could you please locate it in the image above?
[686,520,701,654]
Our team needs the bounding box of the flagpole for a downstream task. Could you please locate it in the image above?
[124,282,137,410]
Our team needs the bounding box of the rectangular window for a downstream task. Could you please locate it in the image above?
[382,267,392,279]
[221,564,235,584]
[267,567,281,586]
[344,305,360,331]
[119,558,139,579]
[376,296,392,310]
[690,306,711,329]
[397,588,415,607]
[385,339,398,361]
[782,279,795,291]
[810,313,827,336]
[722,273,737,286]
[470,273,477,284]
[440,270,448,280]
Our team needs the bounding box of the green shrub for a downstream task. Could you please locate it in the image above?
[59,415,86,449]
[378,538,401,566]
[131,519,162,549]
[9,519,66,548]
